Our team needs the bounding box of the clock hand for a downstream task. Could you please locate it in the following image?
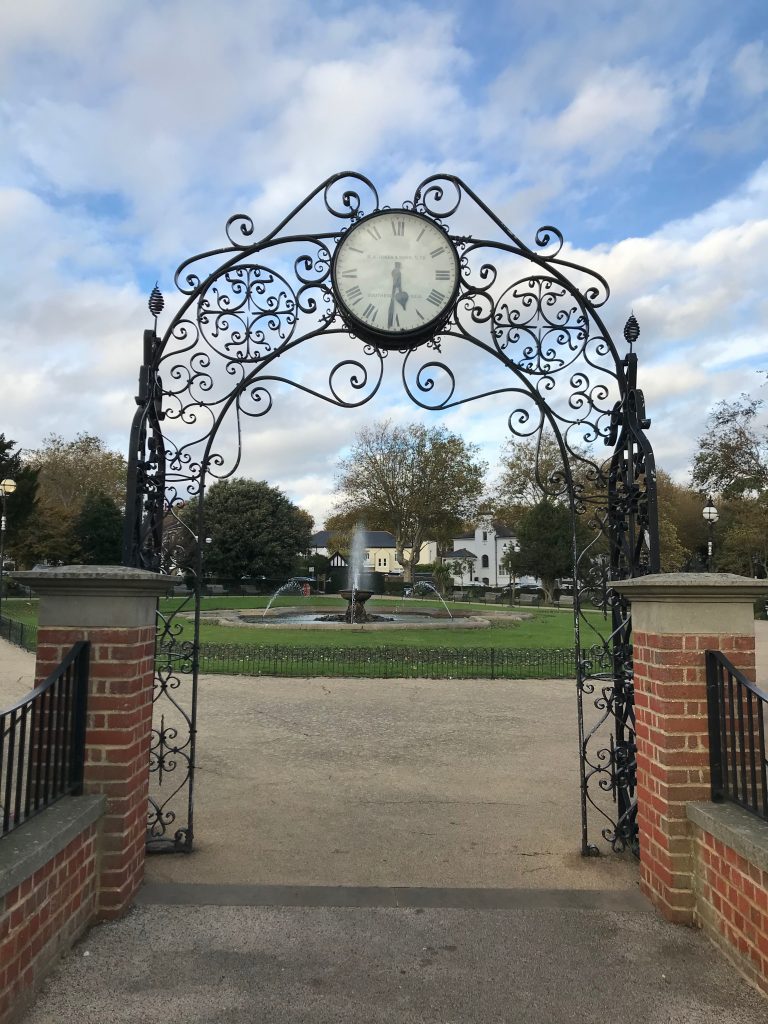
[388,261,402,328]
[391,260,409,312]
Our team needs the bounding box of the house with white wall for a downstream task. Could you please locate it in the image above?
[447,518,520,587]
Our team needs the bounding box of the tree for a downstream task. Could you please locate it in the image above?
[492,431,596,534]
[70,493,124,565]
[691,393,768,499]
[501,500,581,603]
[655,469,707,571]
[26,433,127,511]
[448,555,477,587]
[15,433,128,567]
[715,498,768,578]
[196,479,313,580]
[0,434,38,559]
[332,420,486,582]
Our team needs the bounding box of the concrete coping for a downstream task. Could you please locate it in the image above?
[0,795,106,899]
[687,801,768,873]
[12,564,175,599]
[612,572,768,603]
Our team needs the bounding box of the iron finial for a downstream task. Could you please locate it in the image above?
[149,283,165,318]
[623,313,640,352]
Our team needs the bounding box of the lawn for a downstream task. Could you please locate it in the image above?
[4,595,611,651]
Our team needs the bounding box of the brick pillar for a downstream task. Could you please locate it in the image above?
[14,565,172,919]
[613,572,765,924]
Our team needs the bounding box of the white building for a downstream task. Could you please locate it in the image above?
[446,519,521,588]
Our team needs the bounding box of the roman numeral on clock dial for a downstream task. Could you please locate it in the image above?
[427,289,445,306]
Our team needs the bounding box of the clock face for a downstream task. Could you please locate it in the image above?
[332,210,460,346]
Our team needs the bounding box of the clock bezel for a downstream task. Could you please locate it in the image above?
[331,208,461,351]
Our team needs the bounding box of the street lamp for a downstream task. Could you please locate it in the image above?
[702,495,719,572]
[508,539,521,605]
[0,478,17,621]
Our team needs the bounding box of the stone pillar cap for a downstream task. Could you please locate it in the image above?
[12,564,175,598]
[613,572,768,602]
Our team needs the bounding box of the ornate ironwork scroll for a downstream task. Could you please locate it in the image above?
[124,171,658,855]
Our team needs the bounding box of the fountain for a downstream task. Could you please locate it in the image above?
[315,525,394,623]
[261,579,304,617]
[203,525,511,631]
[408,581,453,619]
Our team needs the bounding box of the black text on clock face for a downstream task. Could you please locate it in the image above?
[335,214,458,333]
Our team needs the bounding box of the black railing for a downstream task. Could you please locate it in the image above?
[0,641,89,838]
[706,650,768,823]
[0,614,37,651]
[195,643,589,679]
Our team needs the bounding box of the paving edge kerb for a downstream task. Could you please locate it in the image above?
[687,801,768,872]
[136,882,652,912]
[0,795,106,898]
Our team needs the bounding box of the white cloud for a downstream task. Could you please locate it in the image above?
[0,0,766,526]
[732,40,768,97]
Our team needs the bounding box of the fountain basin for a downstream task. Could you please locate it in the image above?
[196,607,508,631]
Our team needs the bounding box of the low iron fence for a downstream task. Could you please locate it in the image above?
[196,643,586,679]
[0,641,90,837]
[0,614,37,652]
[706,649,768,823]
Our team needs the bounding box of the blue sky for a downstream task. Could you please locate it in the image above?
[1,0,767,525]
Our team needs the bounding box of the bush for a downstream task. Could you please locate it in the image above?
[384,578,406,596]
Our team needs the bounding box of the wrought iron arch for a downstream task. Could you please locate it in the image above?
[124,172,659,855]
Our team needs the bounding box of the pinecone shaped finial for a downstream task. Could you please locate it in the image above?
[148,283,165,318]
[623,313,640,350]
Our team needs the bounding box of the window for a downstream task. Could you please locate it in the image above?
[499,564,505,574]
[482,577,489,586]
[481,555,489,568]
[482,531,488,542]
[378,558,382,566]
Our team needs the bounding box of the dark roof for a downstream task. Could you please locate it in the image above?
[454,520,515,540]
[492,520,515,537]
[312,529,397,548]
[445,548,477,560]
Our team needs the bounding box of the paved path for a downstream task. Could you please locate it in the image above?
[3,632,768,1020]
[22,896,768,1023]
[143,672,636,891]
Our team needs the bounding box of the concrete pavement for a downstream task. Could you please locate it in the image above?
[143,672,636,891]
[3,630,768,1020]
[21,899,768,1022]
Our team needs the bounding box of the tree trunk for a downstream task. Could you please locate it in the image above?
[541,576,555,605]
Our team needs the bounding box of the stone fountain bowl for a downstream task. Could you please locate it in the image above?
[338,589,373,603]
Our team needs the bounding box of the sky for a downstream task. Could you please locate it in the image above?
[1,0,767,528]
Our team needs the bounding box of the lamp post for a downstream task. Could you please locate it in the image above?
[508,539,521,605]
[0,478,17,621]
[702,495,718,572]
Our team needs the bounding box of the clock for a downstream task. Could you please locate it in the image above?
[331,209,460,349]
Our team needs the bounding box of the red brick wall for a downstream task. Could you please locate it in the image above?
[0,821,99,1024]
[691,824,768,996]
[35,625,156,918]
[632,630,755,923]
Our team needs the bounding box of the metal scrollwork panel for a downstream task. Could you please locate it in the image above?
[123,171,659,855]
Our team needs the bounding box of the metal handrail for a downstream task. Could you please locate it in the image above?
[0,641,90,837]
[705,649,768,823]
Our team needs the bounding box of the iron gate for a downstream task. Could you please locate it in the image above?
[123,172,659,855]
